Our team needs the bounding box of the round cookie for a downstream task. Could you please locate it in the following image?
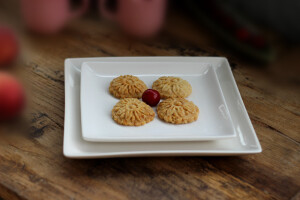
[152,77,192,99]
[157,98,199,124]
[112,98,155,126]
[109,75,147,99]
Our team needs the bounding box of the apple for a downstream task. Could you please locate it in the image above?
[0,27,18,66]
[0,72,25,120]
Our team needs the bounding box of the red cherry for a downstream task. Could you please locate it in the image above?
[222,16,236,31]
[142,89,160,107]
[235,28,250,42]
[251,35,266,49]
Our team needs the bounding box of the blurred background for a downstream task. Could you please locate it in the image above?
[0,0,299,135]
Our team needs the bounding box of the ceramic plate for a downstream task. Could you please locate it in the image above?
[81,62,235,142]
[64,57,262,158]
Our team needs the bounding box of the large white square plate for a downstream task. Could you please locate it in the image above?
[64,57,262,158]
[81,62,235,142]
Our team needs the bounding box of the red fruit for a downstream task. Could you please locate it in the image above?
[142,89,160,107]
[0,27,18,66]
[221,16,236,31]
[235,28,250,42]
[251,35,266,49]
[0,73,25,120]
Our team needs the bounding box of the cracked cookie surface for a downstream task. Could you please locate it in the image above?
[157,98,199,124]
[109,75,147,99]
[112,98,155,126]
[152,77,192,99]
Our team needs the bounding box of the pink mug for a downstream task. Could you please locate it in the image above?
[21,0,89,34]
[99,0,167,38]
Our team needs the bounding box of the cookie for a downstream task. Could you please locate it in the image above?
[157,98,199,124]
[109,75,147,99]
[112,98,155,126]
[152,77,192,99]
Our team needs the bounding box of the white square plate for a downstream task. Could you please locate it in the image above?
[64,57,262,158]
[81,62,235,142]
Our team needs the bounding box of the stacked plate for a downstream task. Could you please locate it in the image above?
[64,57,262,158]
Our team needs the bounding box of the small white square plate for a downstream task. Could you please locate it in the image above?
[81,62,236,142]
[64,57,262,158]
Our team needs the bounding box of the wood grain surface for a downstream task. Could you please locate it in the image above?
[0,1,299,200]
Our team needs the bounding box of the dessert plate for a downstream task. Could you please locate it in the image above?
[81,62,235,142]
[64,57,262,158]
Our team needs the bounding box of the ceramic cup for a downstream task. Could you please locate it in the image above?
[99,0,167,38]
[21,0,89,34]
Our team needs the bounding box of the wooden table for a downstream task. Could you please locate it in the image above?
[0,1,299,200]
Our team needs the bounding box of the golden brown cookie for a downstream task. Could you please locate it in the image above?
[157,98,199,124]
[109,75,147,99]
[152,77,192,99]
[112,98,155,126]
